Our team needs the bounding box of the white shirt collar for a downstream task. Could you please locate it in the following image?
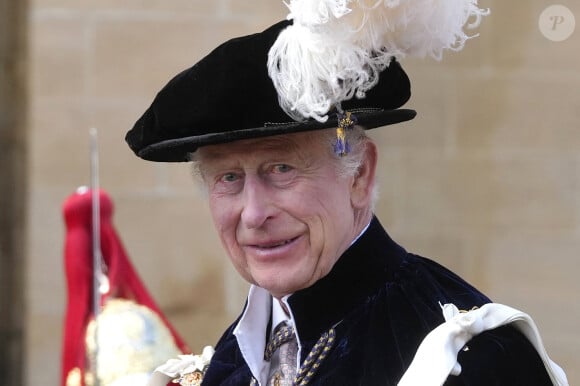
[271,296,292,329]
[233,285,271,385]
[233,288,302,385]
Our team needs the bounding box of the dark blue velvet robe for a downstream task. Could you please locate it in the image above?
[202,217,553,385]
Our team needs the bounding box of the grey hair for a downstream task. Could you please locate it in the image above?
[322,126,379,209]
[188,154,209,198]
[324,125,368,178]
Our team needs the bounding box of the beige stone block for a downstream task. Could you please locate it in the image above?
[28,97,182,193]
[86,102,191,193]
[455,75,580,152]
[26,187,69,384]
[27,100,134,191]
[226,0,287,24]
[111,193,224,305]
[93,18,257,99]
[106,159,200,196]
[483,230,580,384]
[112,191,249,349]
[376,151,484,230]
[370,63,452,150]
[26,187,68,316]
[544,334,580,386]
[111,192,241,350]
[29,18,86,99]
[28,98,93,189]
[32,0,216,13]
[485,230,579,320]
[390,230,467,273]
[171,306,235,355]
[488,155,577,229]
[489,1,580,72]
[376,149,577,232]
[25,313,63,386]
[162,263,249,352]
[226,0,286,15]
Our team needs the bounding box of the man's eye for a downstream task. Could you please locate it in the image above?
[220,172,239,182]
[271,164,292,173]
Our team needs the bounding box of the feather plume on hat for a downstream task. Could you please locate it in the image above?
[267,0,489,123]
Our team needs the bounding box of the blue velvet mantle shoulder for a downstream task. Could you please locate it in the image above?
[202,217,552,385]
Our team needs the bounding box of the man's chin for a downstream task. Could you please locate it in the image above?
[256,277,303,298]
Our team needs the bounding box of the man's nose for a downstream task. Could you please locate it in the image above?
[240,175,274,229]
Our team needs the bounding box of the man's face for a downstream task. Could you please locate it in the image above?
[197,130,372,298]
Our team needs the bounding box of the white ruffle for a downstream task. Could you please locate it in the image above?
[268,0,489,122]
[147,346,215,386]
[397,303,569,386]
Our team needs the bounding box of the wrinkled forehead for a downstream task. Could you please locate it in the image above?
[194,129,333,165]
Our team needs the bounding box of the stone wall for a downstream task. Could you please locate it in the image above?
[26,1,579,385]
[1,0,28,383]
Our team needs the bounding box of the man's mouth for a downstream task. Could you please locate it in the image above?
[251,236,298,249]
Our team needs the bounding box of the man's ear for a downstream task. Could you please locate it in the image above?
[350,140,377,209]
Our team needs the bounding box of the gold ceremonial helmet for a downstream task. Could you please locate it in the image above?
[66,298,180,386]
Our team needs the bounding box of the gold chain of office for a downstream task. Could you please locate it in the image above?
[250,328,337,386]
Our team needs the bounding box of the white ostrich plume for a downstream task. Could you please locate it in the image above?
[267,0,490,122]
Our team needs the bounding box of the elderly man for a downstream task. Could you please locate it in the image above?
[127,3,566,385]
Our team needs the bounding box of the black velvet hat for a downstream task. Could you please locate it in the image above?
[126,20,416,162]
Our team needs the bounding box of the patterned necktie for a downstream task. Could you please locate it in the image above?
[264,321,298,386]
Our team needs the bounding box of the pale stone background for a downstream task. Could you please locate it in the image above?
[25,0,579,385]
